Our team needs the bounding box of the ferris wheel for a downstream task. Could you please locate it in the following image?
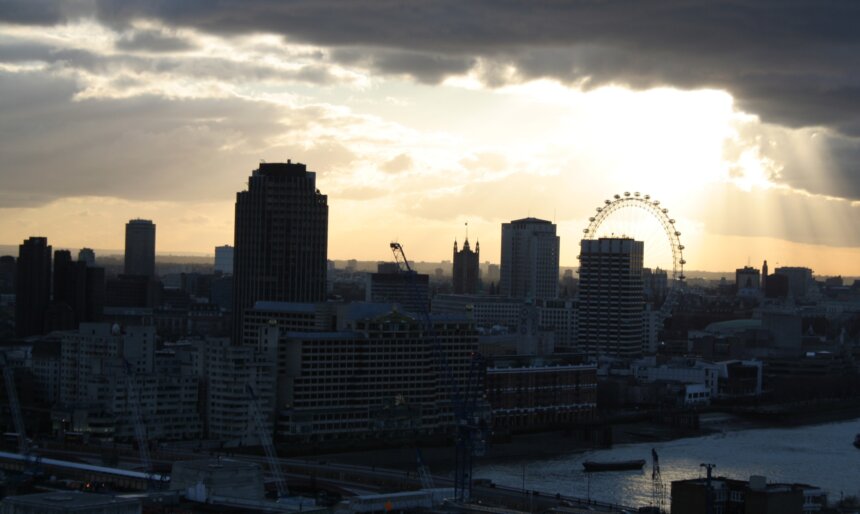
[582,191,686,283]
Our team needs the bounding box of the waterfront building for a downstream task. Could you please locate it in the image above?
[499,218,560,300]
[577,237,645,358]
[453,238,480,294]
[485,357,596,433]
[232,161,328,342]
[124,219,156,277]
[250,304,479,442]
[670,475,826,514]
[15,236,52,337]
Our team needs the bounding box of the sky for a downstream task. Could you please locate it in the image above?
[0,1,859,275]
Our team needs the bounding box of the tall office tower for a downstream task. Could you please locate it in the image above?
[51,250,87,329]
[499,218,560,300]
[577,237,645,358]
[232,161,328,342]
[214,245,234,274]
[78,247,96,267]
[0,255,15,294]
[453,238,480,294]
[15,237,52,337]
[124,219,156,277]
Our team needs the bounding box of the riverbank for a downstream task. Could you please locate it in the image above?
[318,409,860,473]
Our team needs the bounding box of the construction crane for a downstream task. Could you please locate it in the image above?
[123,360,152,474]
[415,448,436,491]
[247,384,289,499]
[390,242,486,502]
[1,352,28,455]
[651,448,666,512]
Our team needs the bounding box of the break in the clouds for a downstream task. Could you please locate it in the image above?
[1,1,860,273]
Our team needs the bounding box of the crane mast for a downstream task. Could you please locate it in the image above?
[123,360,152,474]
[247,384,289,499]
[1,353,28,454]
[389,241,485,502]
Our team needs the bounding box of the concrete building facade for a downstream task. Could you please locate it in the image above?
[499,218,560,300]
[577,237,645,358]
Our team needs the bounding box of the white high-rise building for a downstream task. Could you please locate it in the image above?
[499,218,560,300]
[577,238,645,358]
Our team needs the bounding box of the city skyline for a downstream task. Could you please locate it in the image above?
[0,3,859,275]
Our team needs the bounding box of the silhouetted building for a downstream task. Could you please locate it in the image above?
[124,219,156,277]
[452,238,480,294]
[106,274,161,308]
[499,218,559,300]
[0,255,15,294]
[762,259,769,290]
[51,250,87,330]
[775,266,813,299]
[77,247,96,267]
[765,273,789,298]
[670,474,825,514]
[214,245,234,274]
[366,270,429,313]
[577,237,644,358]
[232,161,328,342]
[736,266,761,291]
[15,237,52,337]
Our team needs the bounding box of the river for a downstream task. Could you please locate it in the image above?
[474,416,860,508]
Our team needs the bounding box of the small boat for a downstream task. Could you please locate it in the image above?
[582,459,646,472]
[853,434,860,449]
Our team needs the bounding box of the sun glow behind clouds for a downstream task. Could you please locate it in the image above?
[1,19,858,274]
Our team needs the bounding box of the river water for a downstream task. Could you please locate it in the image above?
[474,416,860,508]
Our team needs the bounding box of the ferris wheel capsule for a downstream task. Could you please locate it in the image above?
[679,245,685,250]
[654,200,660,205]
[669,219,675,224]
[662,208,668,213]
[589,217,595,222]
[624,191,630,197]
[644,194,650,199]
[614,194,621,200]
[605,200,611,205]
[675,231,681,236]
[583,229,589,233]
[596,207,602,212]
[634,192,640,197]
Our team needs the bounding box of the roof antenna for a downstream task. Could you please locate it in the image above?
[465,221,469,241]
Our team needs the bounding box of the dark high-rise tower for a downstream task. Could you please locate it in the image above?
[453,238,480,294]
[15,237,52,337]
[232,161,328,342]
[124,219,156,277]
[577,237,644,358]
[499,218,560,299]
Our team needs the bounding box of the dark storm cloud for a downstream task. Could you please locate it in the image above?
[83,0,860,133]
[0,70,332,207]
